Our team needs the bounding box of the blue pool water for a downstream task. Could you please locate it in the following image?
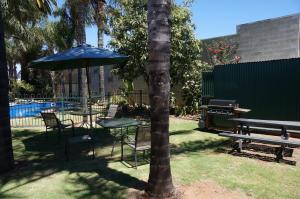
[10,102,72,118]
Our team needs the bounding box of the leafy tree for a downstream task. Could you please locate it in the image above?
[146,0,174,197]
[0,0,56,174]
[108,0,204,86]
[3,0,58,95]
[182,60,210,111]
[91,0,106,98]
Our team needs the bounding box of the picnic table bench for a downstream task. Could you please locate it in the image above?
[219,118,300,162]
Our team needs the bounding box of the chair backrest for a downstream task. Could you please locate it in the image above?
[40,112,60,128]
[107,104,118,118]
[135,125,151,148]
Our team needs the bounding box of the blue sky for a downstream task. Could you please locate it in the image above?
[58,0,300,47]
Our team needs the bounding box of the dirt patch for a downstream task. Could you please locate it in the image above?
[127,180,252,199]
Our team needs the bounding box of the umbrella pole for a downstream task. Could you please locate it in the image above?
[86,66,93,128]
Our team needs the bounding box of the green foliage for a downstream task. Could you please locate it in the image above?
[110,94,127,105]
[182,61,211,108]
[119,80,135,105]
[108,1,206,86]
[9,79,35,98]
[108,1,208,109]
[108,0,148,82]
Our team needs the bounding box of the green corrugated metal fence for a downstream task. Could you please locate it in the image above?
[202,58,300,121]
[202,72,214,105]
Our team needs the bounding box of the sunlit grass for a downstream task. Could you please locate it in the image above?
[0,118,300,199]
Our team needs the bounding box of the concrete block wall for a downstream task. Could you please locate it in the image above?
[236,14,300,62]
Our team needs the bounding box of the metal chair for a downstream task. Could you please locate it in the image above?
[40,112,94,160]
[96,104,119,156]
[97,104,119,121]
[40,112,75,139]
[121,125,151,168]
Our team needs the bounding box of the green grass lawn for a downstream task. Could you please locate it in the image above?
[1,118,300,199]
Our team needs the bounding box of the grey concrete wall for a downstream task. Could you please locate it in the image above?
[236,14,300,62]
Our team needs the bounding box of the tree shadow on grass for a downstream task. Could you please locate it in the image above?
[0,128,146,199]
[214,142,297,166]
[170,138,231,155]
[169,130,195,136]
[64,158,146,199]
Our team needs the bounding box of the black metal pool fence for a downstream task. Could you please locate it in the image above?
[10,90,149,128]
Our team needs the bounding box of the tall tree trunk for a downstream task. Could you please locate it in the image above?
[146,0,174,197]
[95,0,105,98]
[13,62,17,79]
[72,0,87,97]
[50,71,57,98]
[8,60,14,79]
[75,0,88,107]
[20,60,29,82]
[0,9,14,173]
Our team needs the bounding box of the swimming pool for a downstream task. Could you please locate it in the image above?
[10,102,73,118]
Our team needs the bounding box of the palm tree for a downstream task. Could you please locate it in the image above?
[0,0,56,173]
[0,9,14,173]
[64,0,94,100]
[146,0,174,197]
[92,0,106,98]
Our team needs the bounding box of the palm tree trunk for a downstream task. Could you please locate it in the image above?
[96,0,105,98]
[74,0,88,105]
[8,60,14,79]
[0,9,14,173]
[146,0,174,197]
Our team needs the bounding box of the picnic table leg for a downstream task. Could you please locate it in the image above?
[281,127,289,140]
[275,145,284,162]
[238,123,243,152]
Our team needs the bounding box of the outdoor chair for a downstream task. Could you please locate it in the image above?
[96,104,119,121]
[96,104,119,156]
[40,112,75,139]
[121,125,151,168]
[40,112,94,160]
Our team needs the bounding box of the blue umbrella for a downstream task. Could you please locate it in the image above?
[29,44,129,128]
[30,44,128,70]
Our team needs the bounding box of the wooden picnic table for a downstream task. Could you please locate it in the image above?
[219,118,300,162]
[230,118,300,130]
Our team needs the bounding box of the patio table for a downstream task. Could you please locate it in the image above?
[96,118,143,160]
[96,118,142,129]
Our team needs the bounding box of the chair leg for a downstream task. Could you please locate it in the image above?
[121,140,124,161]
[45,128,48,139]
[111,139,116,157]
[134,150,137,169]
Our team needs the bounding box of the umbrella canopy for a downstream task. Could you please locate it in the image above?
[29,44,128,70]
[29,44,128,128]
